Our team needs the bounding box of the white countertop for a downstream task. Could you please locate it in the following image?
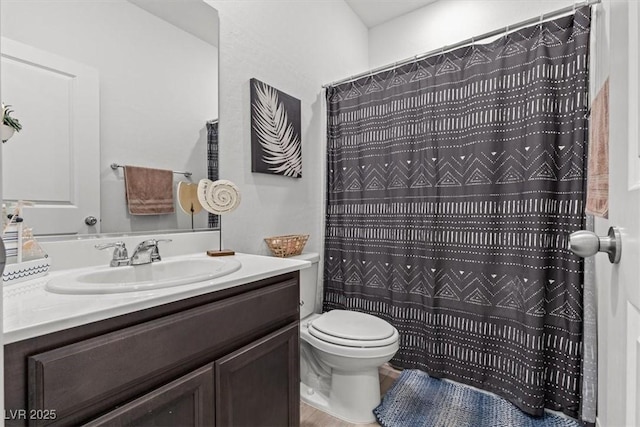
[3,253,310,344]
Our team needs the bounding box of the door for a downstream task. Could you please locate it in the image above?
[215,323,299,427]
[83,364,214,427]
[0,37,100,235]
[595,1,640,426]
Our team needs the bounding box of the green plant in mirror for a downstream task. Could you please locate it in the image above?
[2,104,23,133]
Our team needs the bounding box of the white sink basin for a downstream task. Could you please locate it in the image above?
[45,257,242,294]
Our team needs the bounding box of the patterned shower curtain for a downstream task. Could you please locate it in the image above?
[324,8,591,421]
[207,120,219,228]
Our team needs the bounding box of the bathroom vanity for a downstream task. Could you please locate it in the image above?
[3,253,307,427]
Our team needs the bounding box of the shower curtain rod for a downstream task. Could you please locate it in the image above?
[322,0,601,88]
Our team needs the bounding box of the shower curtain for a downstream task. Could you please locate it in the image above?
[207,120,219,228]
[324,8,591,421]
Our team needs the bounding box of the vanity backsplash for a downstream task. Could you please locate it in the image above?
[37,230,222,272]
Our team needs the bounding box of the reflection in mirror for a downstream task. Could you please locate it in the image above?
[0,0,219,239]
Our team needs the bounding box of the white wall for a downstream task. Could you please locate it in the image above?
[207,0,368,255]
[368,0,574,69]
[1,0,218,234]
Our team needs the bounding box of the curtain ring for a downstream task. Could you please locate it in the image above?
[368,70,377,85]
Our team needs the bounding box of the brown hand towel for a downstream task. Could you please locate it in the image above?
[586,79,609,218]
[124,165,175,215]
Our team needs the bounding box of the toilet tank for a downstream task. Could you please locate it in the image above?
[290,252,319,319]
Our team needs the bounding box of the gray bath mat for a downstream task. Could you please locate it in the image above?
[374,370,581,427]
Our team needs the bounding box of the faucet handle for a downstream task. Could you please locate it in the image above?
[95,241,129,267]
[151,239,172,262]
[135,238,172,248]
[95,241,125,249]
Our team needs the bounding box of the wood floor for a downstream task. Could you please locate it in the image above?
[300,364,401,427]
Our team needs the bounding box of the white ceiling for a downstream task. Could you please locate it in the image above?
[345,0,439,28]
[128,0,436,44]
[128,0,219,47]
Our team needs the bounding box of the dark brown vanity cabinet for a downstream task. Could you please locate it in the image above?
[5,272,301,427]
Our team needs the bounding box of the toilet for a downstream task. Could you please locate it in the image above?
[292,253,399,424]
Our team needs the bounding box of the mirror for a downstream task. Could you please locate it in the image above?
[0,0,219,239]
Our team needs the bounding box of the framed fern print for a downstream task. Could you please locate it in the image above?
[250,78,302,178]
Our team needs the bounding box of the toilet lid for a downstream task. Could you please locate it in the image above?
[308,310,397,347]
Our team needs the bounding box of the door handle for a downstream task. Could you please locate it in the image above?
[568,226,621,264]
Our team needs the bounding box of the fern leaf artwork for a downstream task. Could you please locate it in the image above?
[250,79,302,178]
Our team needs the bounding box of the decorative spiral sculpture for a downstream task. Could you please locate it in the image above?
[197,179,241,215]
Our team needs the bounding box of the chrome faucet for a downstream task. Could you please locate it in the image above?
[130,239,172,266]
[96,239,172,267]
[95,241,129,267]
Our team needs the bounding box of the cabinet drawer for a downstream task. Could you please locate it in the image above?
[28,278,298,425]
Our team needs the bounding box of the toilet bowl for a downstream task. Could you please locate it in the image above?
[292,253,400,424]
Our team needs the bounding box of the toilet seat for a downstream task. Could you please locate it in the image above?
[308,310,399,348]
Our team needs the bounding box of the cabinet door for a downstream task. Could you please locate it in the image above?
[215,323,299,427]
[83,364,214,427]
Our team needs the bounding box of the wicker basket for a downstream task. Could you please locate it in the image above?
[264,234,309,258]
